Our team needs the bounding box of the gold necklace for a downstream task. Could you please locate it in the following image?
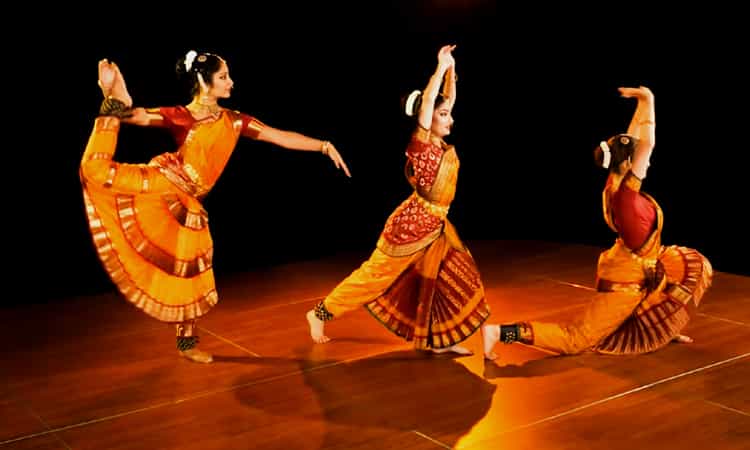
[188,99,222,117]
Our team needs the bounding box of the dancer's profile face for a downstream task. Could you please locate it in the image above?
[431,99,454,138]
[207,61,234,99]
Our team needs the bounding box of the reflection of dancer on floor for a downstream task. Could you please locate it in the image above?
[306,44,490,355]
[482,86,712,360]
[81,51,350,364]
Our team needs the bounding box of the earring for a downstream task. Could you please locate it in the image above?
[197,73,209,94]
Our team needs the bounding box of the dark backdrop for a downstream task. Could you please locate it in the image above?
[9,3,748,305]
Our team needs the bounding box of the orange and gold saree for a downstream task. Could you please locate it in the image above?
[79,109,259,323]
[531,171,712,355]
[318,127,490,350]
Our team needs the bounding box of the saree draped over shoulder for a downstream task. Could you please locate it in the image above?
[79,108,263,322]
[531,171,712,355]
[321,127,490,349]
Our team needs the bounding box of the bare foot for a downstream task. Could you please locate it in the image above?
[110,62,133,107]
[179,348,213,363]
[306,310,331,343]
[98,59,115,96]
[431,345,473,356]
[98,59,132,107]
[673,334,694,344]
[482,324,500,360]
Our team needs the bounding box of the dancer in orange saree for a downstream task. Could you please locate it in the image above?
[81,51,350,363]
[482,86,712,360]
[306,45,490,355]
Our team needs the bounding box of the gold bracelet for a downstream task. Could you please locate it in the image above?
[638,119,655,125]
[321,141,331,155]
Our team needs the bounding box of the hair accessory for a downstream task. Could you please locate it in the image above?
[405,89,421,117]
[600,141,611,169]
[185,50,197,72]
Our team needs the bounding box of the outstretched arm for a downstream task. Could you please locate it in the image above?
[619,86,655,179]
[417,45,455,130]
[256,125,351,177]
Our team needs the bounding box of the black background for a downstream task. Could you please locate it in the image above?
[9,3,748,305]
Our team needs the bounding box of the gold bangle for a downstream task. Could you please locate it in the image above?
[320,140,331,155]
[638,119,655,125]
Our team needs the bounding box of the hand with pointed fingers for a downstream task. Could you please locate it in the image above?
[618,86,654,102]
[324,143,351,178]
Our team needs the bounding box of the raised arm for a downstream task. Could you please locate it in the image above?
[417,45,455,130]
[256,125,351,177]
[619,86,655,179]
[441,61,457,111]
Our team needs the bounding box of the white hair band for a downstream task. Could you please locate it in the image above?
[405,89,421,117]
[185,50,197,72]
[600,141,611,169]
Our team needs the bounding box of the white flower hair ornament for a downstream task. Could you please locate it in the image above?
[184,50,197,72]
[405,89,421,117]
[600,141,611,169]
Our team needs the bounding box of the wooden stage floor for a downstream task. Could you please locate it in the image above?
[2,241,748,449]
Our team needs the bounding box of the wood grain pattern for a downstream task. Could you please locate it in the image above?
[1,241,747,449]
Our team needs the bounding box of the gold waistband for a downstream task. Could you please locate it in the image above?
[412,192,449,219]
[597,259,665,293]
[596,278,644,293]
[148,154,208,199]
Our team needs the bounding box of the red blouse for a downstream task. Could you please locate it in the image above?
[612,172,657,251]
[157,106,262,146]
[381,132,446,247]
